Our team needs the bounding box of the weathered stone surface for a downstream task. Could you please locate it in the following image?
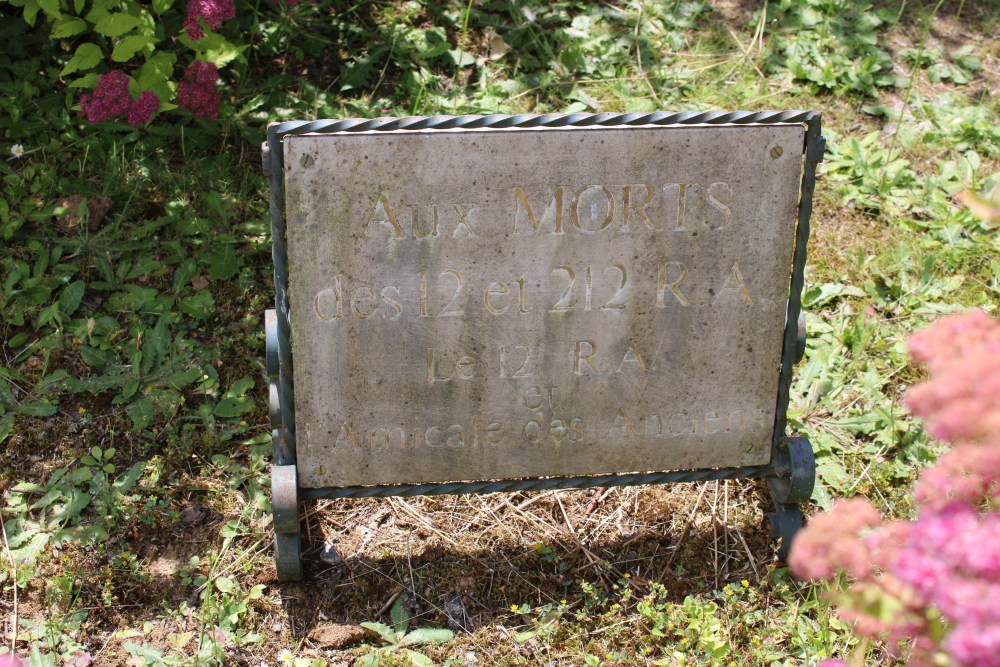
[283,124,805,488]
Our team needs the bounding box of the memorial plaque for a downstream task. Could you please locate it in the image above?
[283,125,805,488]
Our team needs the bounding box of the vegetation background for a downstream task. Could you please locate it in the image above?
[1,0,998,665]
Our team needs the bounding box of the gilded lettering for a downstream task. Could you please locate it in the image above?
[336,421,361,449]
[410,204,439,238]
[571,185,615,233]
[668,413,693,435]
[706,182,733,228]
[663,183,694,230]
[380,286,402,320]
[314,278,343,320]
[657,262,690,307]
[365,193,405,238]
[484,281,510,315]
[726,410,746,433]
[456,355,476,380]
[622,184,657,230]
[451,204,475,237]
[437,269,464,317]
[513,186,564,234]
[350,286,378,319]
[715,262,752,305]
[516,277,532,314]
[522,420,541,442]
[643,414,663,436]
[616,341,647,373]
[602,263,628,310]
[608,408,636,438]
[486,421,504,445]
[425,426,444,447]
[426,348,452,384]
[445,424,464,448]
[574,340,600,374]
[549,266,577,312]
[500,344,532,379]
[701,411,724,434]
[420,271,429,317]
[522,385,543,410]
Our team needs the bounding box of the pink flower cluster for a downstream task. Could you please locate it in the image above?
[183,0,235,40]
[80,71,158,126]
[790,310,1000,667]
[177,60,221,119]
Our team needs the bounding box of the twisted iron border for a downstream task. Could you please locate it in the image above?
[264,109,821,495]
[300,464,773,500]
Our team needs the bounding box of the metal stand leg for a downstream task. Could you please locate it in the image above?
[765,436,815,561]
[267,310,303,581]
[273,464,303,581]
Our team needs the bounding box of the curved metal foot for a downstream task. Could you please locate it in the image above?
[275,531,303,581]
[766,503,803,562]
[272,464,302,581]
[765,436,815,561]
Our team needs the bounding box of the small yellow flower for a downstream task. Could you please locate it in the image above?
[78,406,86,413]
[610,603,620,610]
[623,573,630,578]
[510,604,518,612]
[560,599,567,605]
[741,579,750,587]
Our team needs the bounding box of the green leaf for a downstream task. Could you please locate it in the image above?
[390,595,410,637]
[112,35,153,62]
[139,51,177,89]
[68,73,100,89]
[95,13,142,37]
[360,622,398,646]
[172,258,198,292]
[22,0,41,26]
[152,0,174,12]
[59,280,86,316]
[61,43,103,76]
[179,290,214,319]
[126,396,155,429]
[206,245,241,280]
[0,413,13,444]
[194,32,247,67]
[354,654,383,667]
[447,49,476,67]
[214,576,235,593]
[402,650,433,667]
[213,396,251,418]
[52,17,88,37]
[400,628,453,647]
[36,0,60,19]
[513,629,538,643]
[19,401,58,417]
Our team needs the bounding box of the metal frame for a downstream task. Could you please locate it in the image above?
[263,111,825,581]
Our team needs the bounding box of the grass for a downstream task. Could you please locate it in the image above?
[1,0,999,665]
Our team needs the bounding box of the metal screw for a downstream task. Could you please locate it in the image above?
[770,145,783,158]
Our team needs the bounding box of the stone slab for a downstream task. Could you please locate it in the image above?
[283,124,805,488]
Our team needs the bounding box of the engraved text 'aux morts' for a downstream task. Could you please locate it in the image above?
[283,125,805,487]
